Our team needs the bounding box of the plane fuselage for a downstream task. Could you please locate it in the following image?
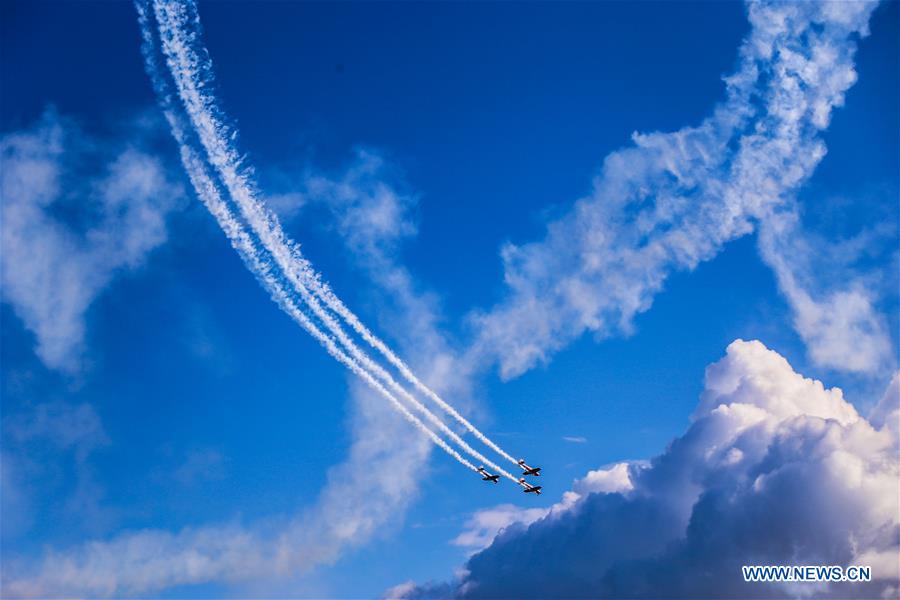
[518,460,541,477]
[518,478,542,495]
[478,467,500,483]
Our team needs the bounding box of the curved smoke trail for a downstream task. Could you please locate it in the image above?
[136,1,486,476]
[140,0,521,482]
[150,0,522,471]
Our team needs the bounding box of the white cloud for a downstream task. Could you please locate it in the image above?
[448,461,638,563]
[0,109,184,372]
[303,149,419,258]
[452,504,549,552]
[290,148,477,569]
[470,0,891,379]
[262,149,419,268]
[6,401,108,453]
[450,461,638,558]
[562,436,587,444]
[694,339,861,425]
[383,580,420,600]
[7,1,894,595]
[758,211,893,374]
[402,340,900,598]
[0,392,434,598]
[2,401,111,540]
[869,372,900,436]
[574,462,634,495]
[171,448,226,486]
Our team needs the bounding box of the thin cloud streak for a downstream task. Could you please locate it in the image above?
[562,436,587,444]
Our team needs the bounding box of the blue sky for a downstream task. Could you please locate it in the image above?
[2,1,898,598]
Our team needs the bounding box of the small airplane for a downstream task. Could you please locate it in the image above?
[477,466,500,483]
[518,478,542,495]
[518,459,541,477]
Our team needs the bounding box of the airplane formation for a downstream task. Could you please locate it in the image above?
[478,459,543,495]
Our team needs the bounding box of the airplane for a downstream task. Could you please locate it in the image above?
[477,466,500,484]
[518,478,542,495]
[518,459,541,477]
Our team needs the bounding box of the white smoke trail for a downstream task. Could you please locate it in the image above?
[149,0,522,480]
[151,0,520,469]
[136,2,480,475]
[314,287,522,466]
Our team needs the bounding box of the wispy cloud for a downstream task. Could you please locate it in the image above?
[271,147,484,579]
[452,504,548,553]
[303,149,419,258]
[0,142,480,599]
[758,210,893,373]
[470,0,891,379]
[403,341,900,598]
[2,401,111,540]
[0,109,184,373]
[562,436,587,444]
[171,448,226,486]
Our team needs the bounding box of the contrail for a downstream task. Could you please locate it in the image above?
[148,0,522,480]
[136,2,481,476]
[150,0,518,482]
[148,0,521,472]
[142,4,515,481]
[300,280,522,465]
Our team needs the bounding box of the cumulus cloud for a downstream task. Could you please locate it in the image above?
[451,461,637,557]
[0,109,184,372]
[573,461,635,495]
[471,0,892,379]
[384,580,421,600]
[452,504,549,553]
[403,340,900,598]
